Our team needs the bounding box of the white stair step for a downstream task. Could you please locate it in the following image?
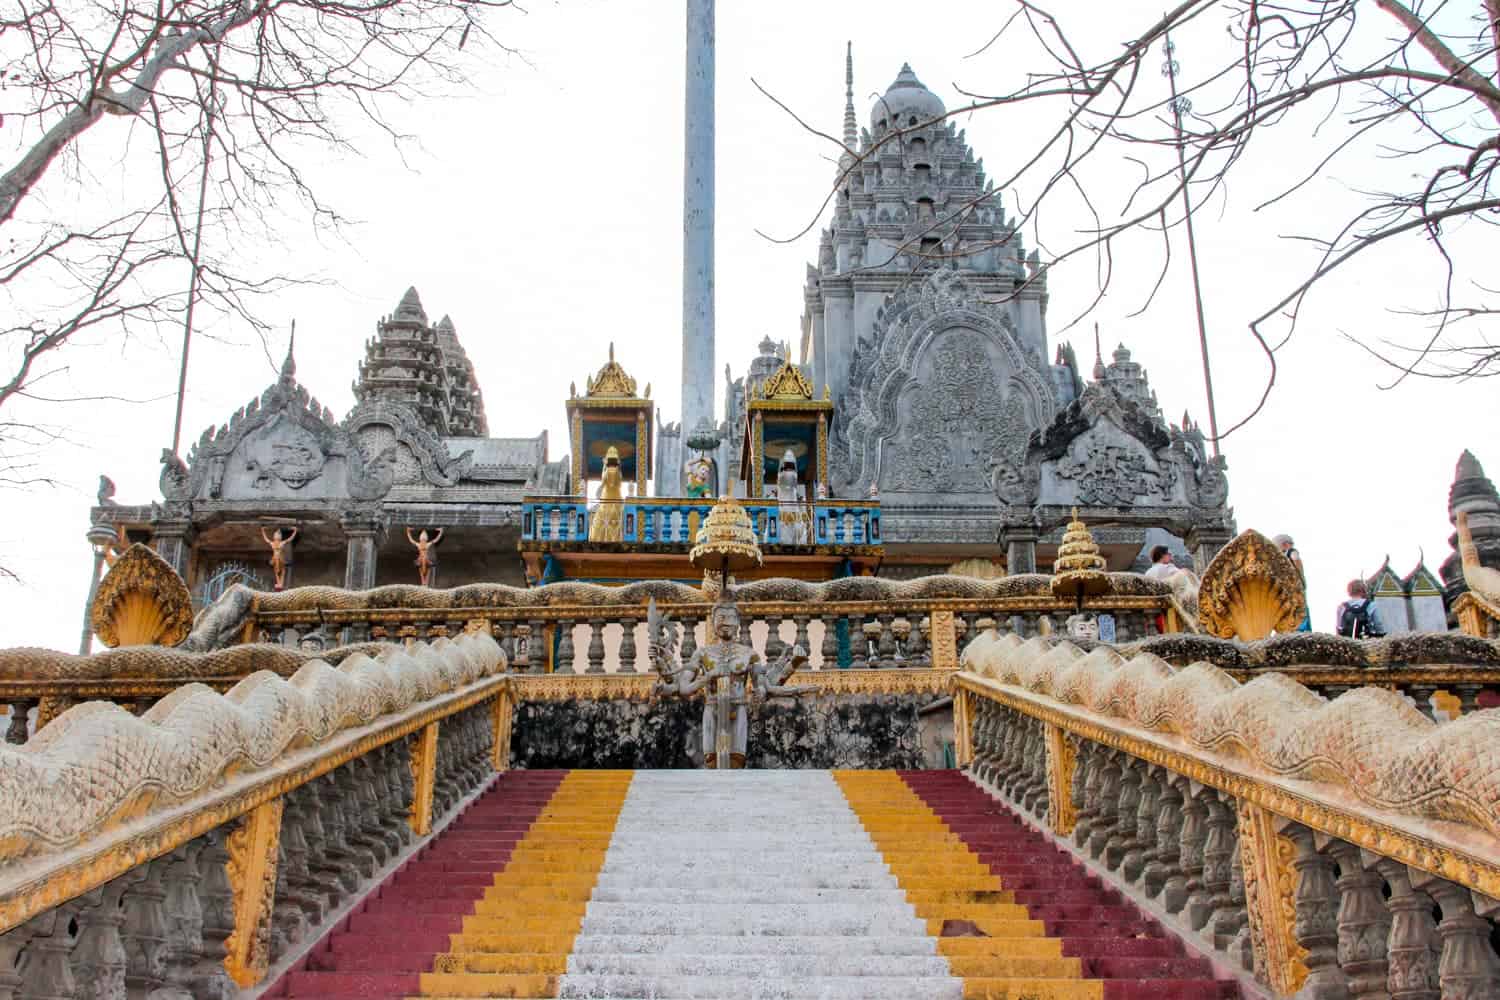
[567,934,939,957]
[585,886,911,905]
[557,973,962,1000]
[566,952,952,978]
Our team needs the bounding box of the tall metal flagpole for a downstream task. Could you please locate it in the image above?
[681,0,715,457]
[1162,36,1221,457]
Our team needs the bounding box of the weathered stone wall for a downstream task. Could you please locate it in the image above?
[509,693,939,770]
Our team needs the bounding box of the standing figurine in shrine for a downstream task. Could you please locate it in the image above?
[775,449,810,544]
[260,525,298,591]
[406,527,443,587]
[589,446,626,542]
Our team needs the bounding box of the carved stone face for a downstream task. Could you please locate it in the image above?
[712,607,738,639]
[1067,614,1099,642]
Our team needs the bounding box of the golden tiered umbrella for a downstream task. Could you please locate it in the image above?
[690,488,764,576]
[1051,507,1109,606]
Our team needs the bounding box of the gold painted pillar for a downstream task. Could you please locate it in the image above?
[223,797,285,986]
[490,691,515,772]
[930,609,958,670]
[952,686,973,767]
[1236,801,1309,996]
[569,409,584,496]
[816,412,828,489]
[1043,724,1078,835]
[408,722,440,836]
[750,412,764,498]
[635,411,649,495]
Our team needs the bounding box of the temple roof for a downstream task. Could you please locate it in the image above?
[871,63,945,129]
[353,286,488,437]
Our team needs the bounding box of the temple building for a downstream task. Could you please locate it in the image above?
[86,57,1237,606]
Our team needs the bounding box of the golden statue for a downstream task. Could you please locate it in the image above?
[588,446,625,542]
[406,527,443,587]
[259,526,297,591]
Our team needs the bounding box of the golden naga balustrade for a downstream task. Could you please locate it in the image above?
[0,631,510,987]
[954,630,1500,995]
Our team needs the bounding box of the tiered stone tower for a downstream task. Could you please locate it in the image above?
[353,287,488,437]
[802,60,1054,406]
[1442,450,1500,614]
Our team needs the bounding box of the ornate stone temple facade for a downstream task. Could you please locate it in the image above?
[708,59,1235,576]
[90,289,566,603]
[89,59,1235,605]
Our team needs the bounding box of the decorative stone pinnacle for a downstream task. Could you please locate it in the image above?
[584,343,638,398]
[1051,507,1109,600]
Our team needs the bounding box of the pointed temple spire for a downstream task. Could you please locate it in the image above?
[280,322,297,383]
[842,42,858,154]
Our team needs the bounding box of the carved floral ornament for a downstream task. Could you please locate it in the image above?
[1197,530,1306,640]
[90,543,194,647]
[757,356,815,401]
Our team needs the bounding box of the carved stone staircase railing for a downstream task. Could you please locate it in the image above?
[955,631,1500,998]
[0,632,510,997]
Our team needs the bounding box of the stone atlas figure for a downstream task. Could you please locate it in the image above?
[647,491,811,768]
[405,527,443,587]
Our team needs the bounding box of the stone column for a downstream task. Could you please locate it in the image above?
[680,0,715,449]
[341,514,384,592]
[1186,524,1235,574]
[79,520,117,655]
[152,517,194,580]
[1001,525,1038,575]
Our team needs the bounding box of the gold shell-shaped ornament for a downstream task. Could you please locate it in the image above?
[90,543,194,647]
[1197,529,1307,641]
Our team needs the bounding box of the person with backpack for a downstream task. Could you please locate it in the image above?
[1335,580,1386,638]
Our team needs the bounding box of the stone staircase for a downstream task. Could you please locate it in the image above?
[265,769,1237,999]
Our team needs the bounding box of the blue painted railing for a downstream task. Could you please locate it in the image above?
[520,497,882,547]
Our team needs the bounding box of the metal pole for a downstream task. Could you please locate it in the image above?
[1163,36,1221,456]
[681,0,716,473]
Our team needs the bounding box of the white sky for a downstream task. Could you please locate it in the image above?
[2,0,1496,650]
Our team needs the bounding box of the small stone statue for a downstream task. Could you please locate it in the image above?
[260,526,298,591]
[648,596,811,769]
[405,527,443,587]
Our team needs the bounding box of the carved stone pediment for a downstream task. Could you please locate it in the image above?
[344,401,474,488]
[177,348,392,503]
[832,270,1056,498]
[1024,382,1230,516]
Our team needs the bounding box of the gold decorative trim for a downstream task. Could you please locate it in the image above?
[490,691,515,772]
[0,671,508,934]
[1043,722,1078,835]
[953,688,973,767]
[956,673,1500,898]
[90,543,193,648]
[758,356,815,400]
[509,668,957,702]
[1236,799,1308,995]
[582,342,639,398]
[408,721,439,837]
[224,797,283,986]
[930,610,958,670]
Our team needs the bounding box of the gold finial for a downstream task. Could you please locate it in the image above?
[1051,507,1109,600]
[761,356,815,400]
[585,343,638,398]
[690,489,764,574]
[824,384,832,401]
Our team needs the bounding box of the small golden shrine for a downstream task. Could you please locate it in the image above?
[1051,508,1109,601]
[739,351,834,499]
[567,343,654,496]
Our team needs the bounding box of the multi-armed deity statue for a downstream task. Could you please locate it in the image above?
[647,491,811,768]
